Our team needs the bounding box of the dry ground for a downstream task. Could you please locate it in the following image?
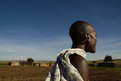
[0,66,121,81]
[0,66,51,81]
[89,67,121,81]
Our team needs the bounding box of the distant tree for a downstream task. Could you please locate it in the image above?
[27,58,34,64]
[104,55,112,62]
[92,61,96,63]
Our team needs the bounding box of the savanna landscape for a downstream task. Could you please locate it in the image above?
[0,60,121,81]
[1,0,121,81]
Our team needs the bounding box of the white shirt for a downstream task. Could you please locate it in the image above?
[45,48,86,81]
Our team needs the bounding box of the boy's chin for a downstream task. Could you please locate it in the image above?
[91,50,96,53]
[88,49,96,53]
[86,49,96,53]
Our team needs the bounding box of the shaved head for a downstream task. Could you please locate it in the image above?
[69,20,94,43]
[69,20,97,53]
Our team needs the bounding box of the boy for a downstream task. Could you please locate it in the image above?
[46,20,97,81]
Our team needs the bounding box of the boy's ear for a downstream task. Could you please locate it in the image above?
[82,33,90,43]
[85,33,90,42]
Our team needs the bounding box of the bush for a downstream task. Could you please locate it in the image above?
[27,58,34,64]
[104,55,112,62]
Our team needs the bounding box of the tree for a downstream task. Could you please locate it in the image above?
[27,58,34,64]
[104,55,112,62]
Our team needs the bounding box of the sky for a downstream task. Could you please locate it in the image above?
[0,0,121,61]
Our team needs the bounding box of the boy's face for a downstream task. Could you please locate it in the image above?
[85,28,97,53]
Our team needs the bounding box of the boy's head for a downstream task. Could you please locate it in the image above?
[69,20,97,53]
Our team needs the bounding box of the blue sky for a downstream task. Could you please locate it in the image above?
[0,0,121,61]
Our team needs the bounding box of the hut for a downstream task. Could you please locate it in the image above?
[33,63,50,67]
[20,61,29,66]
[40,63,50,67]
[33,63,41,66]
[8,61,20,66]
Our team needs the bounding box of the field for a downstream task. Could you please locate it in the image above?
[0,65,121,81]
[0,65,51,81]
[89,67,121,81]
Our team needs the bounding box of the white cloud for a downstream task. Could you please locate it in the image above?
[0,36,121,61]
[96,37,121,50]
[97,38,119,45]
[0,36,71,60]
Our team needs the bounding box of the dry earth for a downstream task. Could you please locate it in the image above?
[0,66,121,81]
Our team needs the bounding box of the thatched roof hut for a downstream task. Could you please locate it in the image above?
[8,61,20,66]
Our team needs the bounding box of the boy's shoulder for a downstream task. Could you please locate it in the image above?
[69,53,87,64]
[69,53,89,81]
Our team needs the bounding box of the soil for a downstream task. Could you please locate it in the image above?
[0,66,121,81]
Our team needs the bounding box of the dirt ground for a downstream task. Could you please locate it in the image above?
[0,66,51,81]
[89,67,121,81]
[0,66,121,81]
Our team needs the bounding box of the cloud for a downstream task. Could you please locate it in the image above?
[39,36,71,47]
[97,37,121,50]
[0,36,121,61]
[7,49,25,52]
[0,35,71,60]
[97,38,120,45]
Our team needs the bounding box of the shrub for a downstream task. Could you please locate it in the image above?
[27,58,34,64]
[104,55,112,62]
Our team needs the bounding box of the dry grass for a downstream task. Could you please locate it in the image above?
[89,67,121,81]
[0,65,121,81]
[0,66,51,81]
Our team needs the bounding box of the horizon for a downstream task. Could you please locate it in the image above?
[0,57,120,62]
[0,0,121,61]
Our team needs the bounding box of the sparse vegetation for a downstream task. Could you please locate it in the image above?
[0,59,121,81]
[104,55,112,62]
[0,65,121,81]
[27,58,34,64]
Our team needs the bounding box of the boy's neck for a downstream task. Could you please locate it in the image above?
[71,44,85,50]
